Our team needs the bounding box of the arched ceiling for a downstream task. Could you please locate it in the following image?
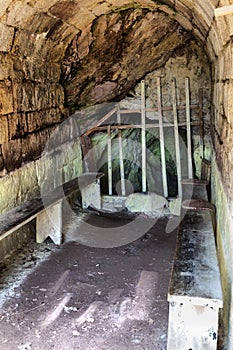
[0,0,229,109]
[61,9,192,107]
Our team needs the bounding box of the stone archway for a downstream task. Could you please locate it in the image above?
[0,1,233,348]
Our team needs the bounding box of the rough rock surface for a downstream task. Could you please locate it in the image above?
[61,8,191,108]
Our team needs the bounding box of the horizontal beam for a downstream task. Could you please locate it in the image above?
[88,121,201,133]
[120,104,199,114]
[84,107,117,136]
[215,5,233,17]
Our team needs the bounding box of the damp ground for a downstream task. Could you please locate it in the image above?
[0,216,177,350]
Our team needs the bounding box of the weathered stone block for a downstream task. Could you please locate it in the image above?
[8,113,27,140]
[223,43,233,80]
[48,107,64,124]
[0,161,39,213]
[26,108,62,134]
[12,30,58,62]
[23,61,46,83]
[125,192,167,212]
[25,12,58,35]
[175,13,193,31]
[26,111,43,133]
[207,23,223,58]
[49,84,65,108]
[0,53,13,80]
[0,0,12,17]
[216,16,231,47]
[13,81,35,112]
[5,2,36,28]
[21,130,50,163]
[46,63,61,83]
[0,116,9,144]
[223,82,233,123]
[193,3,213,38]
[27,0,58,11]
[34,84,50,110]
[175,1,193,20]
[192,27,206,47]
[45,20,76,43]
[47,40,66,62]
[12,30,35,58]
[72,157,83,179]
[17,162,39,200]
[0,81,13,115]
[64,140,82,165]
[0,23,14,52]
[2,139,22,172]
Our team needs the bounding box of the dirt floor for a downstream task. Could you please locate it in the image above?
[0,216,177,350]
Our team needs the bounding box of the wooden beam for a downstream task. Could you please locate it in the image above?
[215,5,233,17]
[107,125,112,195]
[172,78,182,198]
[88,121,201,133]
[157,77,168,198]
[185,77,193,179]
[119,104,199,114]
[141,80,147,193]
[84,107,116,136]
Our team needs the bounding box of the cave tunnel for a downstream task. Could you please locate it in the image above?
[0,1,233,349]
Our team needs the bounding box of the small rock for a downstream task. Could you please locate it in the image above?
[18,343,32,350]
[72,330,79,336]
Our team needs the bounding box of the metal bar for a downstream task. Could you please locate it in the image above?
[118,129,126,196]
[199,88,204,160]
[157,77,168,198]
[141,80,147,193]
[172,78,182,198]
[107,125,112,195]
[185,77,193,179]
[117,110,126,196]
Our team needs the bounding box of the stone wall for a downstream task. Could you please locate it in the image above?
[0,54,67,174]
[0,136,83,215]
[211,155,233,348]
[0,1,233,347]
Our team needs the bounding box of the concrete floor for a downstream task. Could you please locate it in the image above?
[0,216,177,350]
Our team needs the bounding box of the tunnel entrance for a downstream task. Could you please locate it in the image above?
[1,0,230,348]
[79,74,209,216]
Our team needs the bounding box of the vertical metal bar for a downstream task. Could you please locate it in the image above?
[157,77,168,198]
[141,80,147,193]
[107,125,112,195]
[172,78,182,198]
[117,108,126,196]
[118,129,126,196]
[199,88,204,160]
[185,77,193,179]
